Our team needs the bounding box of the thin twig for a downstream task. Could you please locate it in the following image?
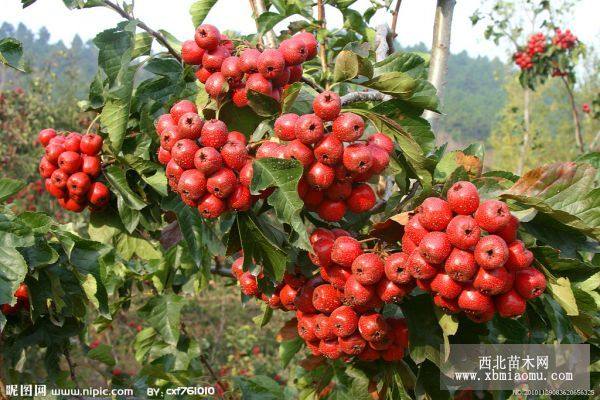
[391,0,402,38]
[101,0,182,62]
[560,75,584,153]
[302,76,325,93]
[316,0,329,76]
[64,348,80,388]
[341,91,390,105]
[252,0,277,48]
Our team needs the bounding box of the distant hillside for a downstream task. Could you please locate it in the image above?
[0,23,507,143]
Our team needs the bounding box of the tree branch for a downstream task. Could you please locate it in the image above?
[252,0,277,48]
[64,348,80,388]
[391,0,402,38]
[340,91,391,105]
[316,0,329,75]
[423,0,456,133]
[560,75,584,153]
[101,0,181,62]
[302,76,325,93]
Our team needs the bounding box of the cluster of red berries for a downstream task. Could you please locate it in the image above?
[526,33,546,56]
[232,228,411,362]
[181,24,317,105]
[401,181,547,322]
[37,129,110,213]
[255,91,391,222]
[514,51,534,70]
[156,100,255,218]
[1,283,29,315]
[552,28,577,50]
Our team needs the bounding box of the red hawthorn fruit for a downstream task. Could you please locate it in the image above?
[407,251,438,280]
[298,315,318,342]
[51,169,69,189]
[418,231,452,264]
[384,252,412,284]
[231,257,244,279]
[505,240,534,271]
[87,182,110,207]
[447,181,480,215]
[39,157,57,178]
[228,185,252,211]
[80,133,103,156]
[496,215,519,244]
[221,140,249,171]
[474,199,511,233]
[194,147,223,175]
[195,67,212,83]
[45,143,65,164]
[171,139,200,170]
[325,181,352,201]
[280,38,308,66]
[332,112,365,142]
[444,248,477,282]
[239,48,261,73]
[343,143,373,173]
[284,271,307,289]
[382,345,404,362]
[346,183,376,214]
[313,284,343,314]
[358,313,389,342]
[57,151,82,174]
[38,128,57,146]
[67,172,91,196]
[272,67,291,87]
[495,290,526,317]
[221,56,243,83]
[457,288,495,323]
[305,340,321,356]
[160,127,182,152]
[367,144,390,174]
[295,114,324,145]
[257,49,286,80]
[376,279,410,303]
[302,188,324,210]
[181,40,205,64]
[319,339,343,359]
[306,162,334,189]
[310,228,336,245]
[45,179,67,199]
[239,161,253,187]
[418,197,453,231]
[178,169,207,200]
[232,86,249,107]
[205,72,228,98]
[194,24,221,50]
[274,113,299,141]
[331,236,363,267]
[431,273,463,299]
[60,197,86,213]
[295,32,318,59]
[227,131,247,145]
[318,200,347,222]
[338,332,366,355]
[207,168,237,199]
[434,294,461,313]
[239,271,259,296]
[202,46,229,72]
[351,253,385,285]
[295,285,318,314]
[314,135,344,166]
[405,216,429,245]
[446,215,481,250]
[288,64,303,82]
[197,193,226,218]
[170,100,198,124]
[82,155,102,178]
[343,275,374,307]
[474,235,509,270]
[358,346,381,361]
[200,119,228,149]
[367,133,394,154]
[285,140,315,168]
[64,134,82,152]
[279,284,298,311]
[401,234,417,255]
[330,305,358,337]
[256,141,284,159]
[177,112,203,140]
[514,268,546,299]
[416,278,433,292]
[314,314,336,340]
[313,91,342,121]
[320,264,351,290]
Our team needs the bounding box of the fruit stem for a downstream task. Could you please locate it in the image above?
[85,113,101,135]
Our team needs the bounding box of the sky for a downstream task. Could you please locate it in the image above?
[2,0,599,62]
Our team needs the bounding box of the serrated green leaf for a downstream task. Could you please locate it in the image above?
[251,158,311,251]
[132,32,153,59]
[281,82,302,114]
[0,38,25,72]
[279,337,303,368]
[234,375,284,400]
[104,166,147,210]
[401,294,444,367]
[333,50,359,82]
[257,12,287,36]
[0,246,28,305]
[374,51,428,79]
[87,344,116,366]
[246,90,281,117]
[219,101,265,137]
[139,294,185,345]
[363,71,417,96]
[189,0,218,27]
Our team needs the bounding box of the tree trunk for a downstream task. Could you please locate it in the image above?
[316,0,329,74]
[518,88,531,175]
[251,0,277,48]
[424,0,456,134]
[560,76,584,153]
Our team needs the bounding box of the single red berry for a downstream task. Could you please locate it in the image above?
[312,284,343,314]
[514,268,546,299]
[338,332,366,355]
[446,215,481,250]
[231,257,244,279]
[170,100,197,124]
[505,240,534,271]
[358,313,389,342]
[232,86,249,107]
[82,155,102,178]
[67,172,91,196]
[285,139,315,168]
[434,295,460,314]
[474,235,509,270]
[310,228,335,245]
[194,24,221,50]
[166,160,184,183]
[346,183,376,214]
[181,40,205,64]
[50,169,69,189]
[221,56,243,84]
[407,250,438,280]
[306,162,334,189]
[239,48,261,73]
[343,275,375,307]
[314,134,344,166]
[295,114,324,145]
[376,279,412,303]
[171,139,200,170]
[38,128,57,146]
[457,288,495,323]
[156,114,176,136]
[313,91,341,121]
[297,315,318,342]
[205,72,228,98]
[177,169,207,200]
[256,141,285,159]
[430,273,463,299]
[319,339,343,359]
[368,144,390,174]
[418,197,453,231]
[294,32,318,59]
[447,181,480,215]
[87,182,110,207]
[197,193,226,218]
[325,181,352,201]
[274,114,299,141]
[57,151,82,174]
[314,314,336,340]
[367,133,394,154]
[402,234,417,255]
[384,252,413,284]
[257,49,285,80]
[444,248,477,282]
[239,271,259,296]
[207,168,237,199]
[302,188,324,210]
[64,133,82,152]
[332,113,365,142]
[39,156,57,178]
[221,140,248,171]
[45,178,66,198]
[279,38,308,66]
[418,231,452,264]
[318,200,347,222]
[405,216,429,245]
[351,253,385,285]
[79,133,103,156]
[200,119,228,149]
[228,185,252,211]
[195,67,212,83]
[45,143,65,164]
[320,264,351,290]
[496,215,519,244]
[495,289,526,318]
[160,127,182,152]
[474,199,511,233]
[330,305,358,337]
[279,284,298,311]
[331,236,363,267]
[343,143,372,173]
[194,147,223,175]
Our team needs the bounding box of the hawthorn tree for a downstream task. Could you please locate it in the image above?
[0,0,598,398]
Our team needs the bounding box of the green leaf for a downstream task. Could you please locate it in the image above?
[104,166,147,210]
[333,50,359,82]
[279,337,303,368]
[281,82,302,114]
[234,375,284,400]
[237,213,287,281]
[256,12,287,36]
[142,169,168,196]
[219,101,266,137]
[246,90,281,118]
[251,158,311,251]
[345,366,373,399]
[0,246,28,305]
[132,32,153,59]
[541,295,582,344]
[502,162,600,240]
[101,65,137,151]
[139,294,185,345]
[189,0,219,27]
[19,238,59,268]
[363,72,417,96]
[547,277,579,316]
[162,195,208,269]
[374,52,428,79]
[116,234,162,261]
[117,195,140,233]
[0,38,25,72]
[0,178,26,203]
[87,344,116,366]
[400,294,444,367]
